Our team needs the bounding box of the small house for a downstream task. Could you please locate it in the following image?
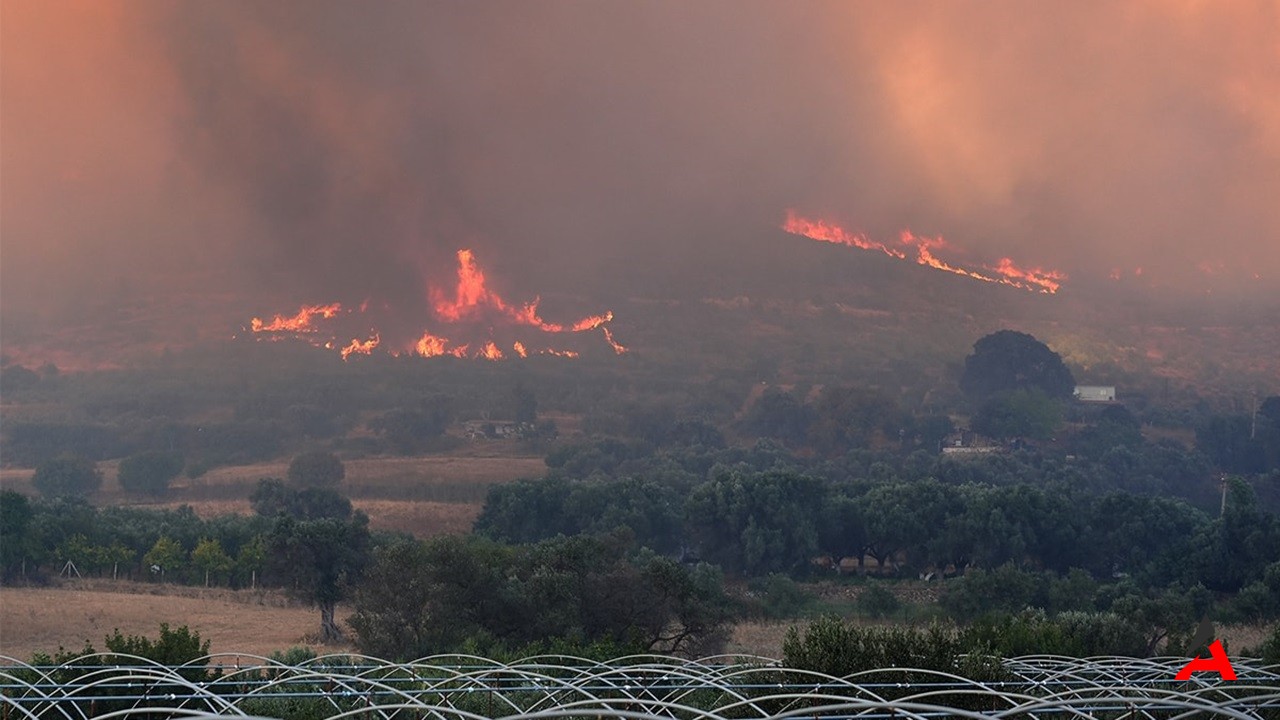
[1074,385,1117,403]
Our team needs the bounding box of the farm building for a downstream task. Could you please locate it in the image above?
[1074,385,1117,403]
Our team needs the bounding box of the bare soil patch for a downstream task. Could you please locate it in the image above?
[0,580,350,663]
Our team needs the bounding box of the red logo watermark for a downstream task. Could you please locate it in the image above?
[1174,618,1236,681]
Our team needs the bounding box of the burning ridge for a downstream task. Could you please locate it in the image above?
[248,249,626,360]
[783,210,1065,294]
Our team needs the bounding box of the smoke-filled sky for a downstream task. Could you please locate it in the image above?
[3,1,1279,331]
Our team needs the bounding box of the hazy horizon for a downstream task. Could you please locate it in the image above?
[3,1,1278,364]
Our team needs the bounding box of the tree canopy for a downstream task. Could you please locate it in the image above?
[287,451,345,489]
[960,330,1075,402]
[118,451,185,496]
[31,455,103,498]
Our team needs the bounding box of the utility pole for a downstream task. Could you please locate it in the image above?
[1250,391,1259,440]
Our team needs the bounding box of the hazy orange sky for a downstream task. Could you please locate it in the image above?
[3,1,1278,329]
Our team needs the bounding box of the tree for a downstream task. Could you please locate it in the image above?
[117,450,184,496]
[236,535,267,588]
[191,537,233,586]
[144,536,186,583]
[808,386,900,455]
[1196,415,1268,473]
[685,470,825,575]
[739,389,812,446]
[104,624,214,682]
[349,534,733,660]
[251,478,352,520]
[287,451,345,489]
[268,512,371,642]
[369,404,450,454]
[972,388,1063,440]
[817,489,866,565]
[0,490,33,579]
[31,454,102,498]
[960,330,1075,403]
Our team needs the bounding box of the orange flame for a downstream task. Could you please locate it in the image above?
[602,326,627,354]
[990,257,1064,293]
[432,249,495,321]
[340,333,380,360]
[412,332,451,357]
[783,211,1064,294]
[571,311,613,332]
[250,303,343,332]
[249,249,627,359]
[541,348,581,358]
[432,249,622,334]
[782,210,906,259]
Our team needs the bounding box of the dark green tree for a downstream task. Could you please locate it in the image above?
[104,624,215,682]
[31,454,103,498]
[807,386,900,455]
[0,490,34,578]
[118,450,185,496]
[349,534,732,659]
[817,488,867,566]
[287,450,345,489]
[739,389,812,446]
[369,403,450,454]
[960,330,1075,402]
[251,478,353,520]
[972,388,1063,440]
[685,469,824,575]
[268,511,371,642]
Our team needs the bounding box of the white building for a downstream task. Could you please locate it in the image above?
[1074,385,1117,403]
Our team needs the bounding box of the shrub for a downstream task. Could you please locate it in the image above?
[1242,623,1280,664]
[287,451,345,489]
[32,454,102,498]
[966,609,1151,658]
[781,616,1003,680]
[751,573,814,619]
[857,584,901,619]
[118,450,184,496]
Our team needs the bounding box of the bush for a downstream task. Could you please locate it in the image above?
[118,450,184,496]
[32,454,103,498]
[966,609,1151,658]
[781,616,1003,680]
[857,584,901,619]
[750,573,814,619]
[287,451,345,489]
[1242,623,1280,664]
[939,564,1044,621]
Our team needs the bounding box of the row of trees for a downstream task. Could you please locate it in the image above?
[479,467,1280,596]
[350,533,732,660]
[26,449,347,500]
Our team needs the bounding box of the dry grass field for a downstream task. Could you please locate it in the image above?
[0,580,345,663]
[2,581,1271,664]
[0,451,544,537]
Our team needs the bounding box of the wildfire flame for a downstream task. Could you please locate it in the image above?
[250,249,627,360]
[782,210,1065,294]
[339,333,380,360]
[602,326,627,354]
[250,303,343,333]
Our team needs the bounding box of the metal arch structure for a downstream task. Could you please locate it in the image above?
[3,653,1278,719]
